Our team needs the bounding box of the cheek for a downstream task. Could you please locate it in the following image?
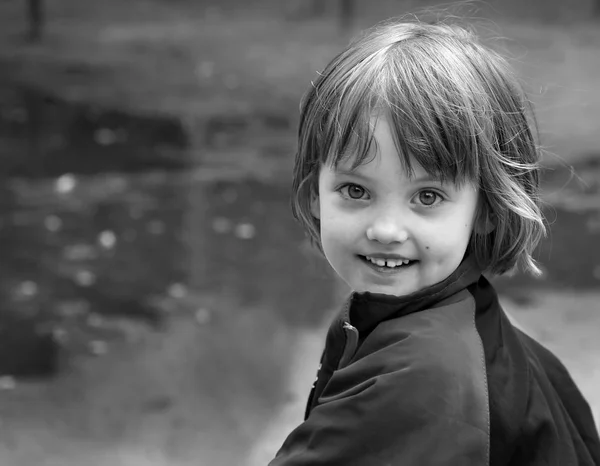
[319,209,361,252]
[321,213,355,242]
[421,226,472,257]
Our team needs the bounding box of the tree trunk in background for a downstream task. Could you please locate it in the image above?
[27,0,43,42]
[285,0,325,20]
[310,0,326,17]
[339,0,355,31]
[286,0,355,30]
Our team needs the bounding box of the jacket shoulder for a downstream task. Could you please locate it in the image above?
[322,291,489,427]
[356,290,485,381]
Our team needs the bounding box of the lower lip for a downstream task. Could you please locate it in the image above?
[358,256,417,275]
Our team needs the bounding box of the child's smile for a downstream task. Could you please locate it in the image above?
[360,254,415,269]
[358,254,417,271]
[312,116,481,297]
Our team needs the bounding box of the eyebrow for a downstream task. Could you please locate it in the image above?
[333,168,442,184]
[411,174,443,183]
[333,168,372,181]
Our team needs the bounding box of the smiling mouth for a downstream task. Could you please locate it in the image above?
[358,255,418,270]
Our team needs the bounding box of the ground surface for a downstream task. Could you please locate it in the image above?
[0,1,599,465]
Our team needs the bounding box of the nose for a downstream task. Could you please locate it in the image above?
[366,214,409,244]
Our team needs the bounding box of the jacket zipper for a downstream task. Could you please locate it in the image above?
[338,321,359,369]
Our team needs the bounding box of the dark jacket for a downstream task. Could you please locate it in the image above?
[269,257,600,465]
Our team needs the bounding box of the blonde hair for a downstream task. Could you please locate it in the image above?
[291,18,546,276]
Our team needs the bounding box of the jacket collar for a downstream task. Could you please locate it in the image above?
[347,255,483,335]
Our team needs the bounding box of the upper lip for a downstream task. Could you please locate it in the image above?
[361,253,413,261]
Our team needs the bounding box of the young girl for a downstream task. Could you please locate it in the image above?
[269,17,600,466]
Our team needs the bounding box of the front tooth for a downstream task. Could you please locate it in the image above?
[386,260,398,267]
[375,259,386,266]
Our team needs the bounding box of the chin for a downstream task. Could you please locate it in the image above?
[355,283,415,297]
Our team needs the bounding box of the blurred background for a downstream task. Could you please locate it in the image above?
[0,0,598,464]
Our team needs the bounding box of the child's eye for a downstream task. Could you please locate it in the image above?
[415,190,444,207]
[339,183,369,200]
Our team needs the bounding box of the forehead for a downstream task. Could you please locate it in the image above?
[322,107,480,189]
[329,116,436,181]
[331,152,436,187]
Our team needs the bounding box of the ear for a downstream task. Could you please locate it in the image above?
[310,194,320,219]
[473,196,495,235]
[475,212,496,235]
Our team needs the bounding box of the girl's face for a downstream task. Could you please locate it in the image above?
[312,116,480,296]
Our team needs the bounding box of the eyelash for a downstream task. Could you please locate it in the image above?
[336,183,446,207]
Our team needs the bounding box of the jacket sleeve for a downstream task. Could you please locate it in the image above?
[269,313,490,465]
